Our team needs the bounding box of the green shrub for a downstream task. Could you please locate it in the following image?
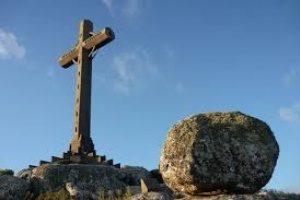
[98,189,132,200]
[0,169,14,176]
[119,190,133,200]
[36,188,70,200]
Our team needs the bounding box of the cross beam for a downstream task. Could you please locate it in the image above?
[58,20,114,157]
[59,23,114,68]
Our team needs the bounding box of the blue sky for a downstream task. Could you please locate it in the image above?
[0,0,299,193]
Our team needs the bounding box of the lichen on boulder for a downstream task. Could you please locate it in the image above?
[160,111,279,195]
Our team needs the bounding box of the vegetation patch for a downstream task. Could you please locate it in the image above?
[36,188,70,200]
[0,169,14,176]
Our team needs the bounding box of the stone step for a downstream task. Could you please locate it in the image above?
[105,159,113,165]
[40,160,50,165]
[32,153,120,168]
[63,152,71,159]
[99,155,106,162]
[51,156,63,162]
[114,163,121,168]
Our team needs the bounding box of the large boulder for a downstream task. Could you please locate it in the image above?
[160,111,279,195]
[29,164,126,198]
[0,175,30,200]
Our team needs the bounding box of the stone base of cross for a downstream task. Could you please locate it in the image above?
[29,153,120,168]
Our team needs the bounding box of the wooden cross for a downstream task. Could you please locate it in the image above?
[58,20,114,157]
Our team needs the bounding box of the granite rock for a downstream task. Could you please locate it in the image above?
[160,111,279,195]
[0,175,30,200]
[29,164,126,197]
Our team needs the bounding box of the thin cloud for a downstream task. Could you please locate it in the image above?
[176,82,184,95]
[165,47,174,58]
[282,66,300,87]
[0,29,25,60]
[279,102,300,122]
[101,0,140,18]
[122,0,140,18]
[47,66,55,78]
[93,73,106,84]
[112,47,157,94]
[102,0,114,15]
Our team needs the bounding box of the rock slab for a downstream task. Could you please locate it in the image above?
[30,164,126,198]
[16,164,150,199]
[160,111,279,195]
[0,175,30,200]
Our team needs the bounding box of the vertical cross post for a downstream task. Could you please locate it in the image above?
[58,19,114,162]
[71,20,94,155]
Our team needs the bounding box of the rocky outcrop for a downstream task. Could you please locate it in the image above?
[15,167,33,181]
[15,164,154,199]
[0,173,295,200]
[65,182,98,200]
[0,175,30,200]
[120,165,150,185]
[175,192,279,200]
[29,164,126,198]
[160,111,279,195]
